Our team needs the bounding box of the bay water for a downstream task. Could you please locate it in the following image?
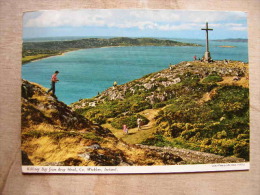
[22,38,248,104]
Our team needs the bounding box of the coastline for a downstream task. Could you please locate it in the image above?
[22,46,138,64]
[22,49,79,65]
[218,45,236,48]
[22,44,197,65]
[22,37,201,65]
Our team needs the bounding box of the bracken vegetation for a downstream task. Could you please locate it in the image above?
[72,60,249,161]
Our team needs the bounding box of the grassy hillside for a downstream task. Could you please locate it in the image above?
[72,60,249,160]
[24,80,228,166]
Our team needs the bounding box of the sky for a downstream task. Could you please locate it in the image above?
[23,9,248,39]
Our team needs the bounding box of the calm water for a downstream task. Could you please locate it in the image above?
[22,38,248,104]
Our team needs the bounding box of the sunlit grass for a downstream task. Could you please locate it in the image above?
[22,54,53,64]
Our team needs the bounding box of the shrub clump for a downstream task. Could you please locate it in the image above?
[111,114,149,129]
[202,73,223,83]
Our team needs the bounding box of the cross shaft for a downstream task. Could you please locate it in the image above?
[201,22,213,62]
[201,22,213,52]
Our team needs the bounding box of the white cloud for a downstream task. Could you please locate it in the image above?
[24,9,247,33]
[177,11,245,23]
[229,26,247,31]
[225,23,243,27]
[223,23,247,31]
[129,10,180,22]
[25,10,112,27]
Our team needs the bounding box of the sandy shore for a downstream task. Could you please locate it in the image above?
[218,45,236,48]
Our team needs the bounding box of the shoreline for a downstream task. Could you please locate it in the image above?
[218,45,236,48]
[22,47,137,64]
[22,49,80,65]
[22,39,200,65]
[22,44,197,65]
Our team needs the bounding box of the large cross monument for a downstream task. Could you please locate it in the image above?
[201,22,213,62]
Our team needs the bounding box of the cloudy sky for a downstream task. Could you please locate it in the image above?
[23,9,248,39]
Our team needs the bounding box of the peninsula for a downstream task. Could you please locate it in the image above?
[22,37,201,64]
[218,45,236,48]
[213,38,248,42]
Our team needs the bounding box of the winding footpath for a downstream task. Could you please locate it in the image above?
[102,108,162,144]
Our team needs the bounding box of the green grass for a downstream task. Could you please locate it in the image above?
[22,54,59,64]
[111,114,149,129]
[202,74,223,83]
[22,130,101,141]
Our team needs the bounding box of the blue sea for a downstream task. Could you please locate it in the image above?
[22,37,248,104]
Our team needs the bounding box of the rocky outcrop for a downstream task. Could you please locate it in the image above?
[137,145,245,164]
[72,60,248,110]
[22,80,92,130]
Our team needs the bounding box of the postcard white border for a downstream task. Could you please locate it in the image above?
[22,162,249,174]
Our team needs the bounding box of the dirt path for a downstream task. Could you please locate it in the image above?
[102,108,162,144]
[218,76,249,88]
[199,87,218,104]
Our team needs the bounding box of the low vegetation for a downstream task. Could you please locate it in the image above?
[111,114,149,129]
[23,80,214,166]
[147,85,249,160]
[22,59,249,166]
[72,60,249,161]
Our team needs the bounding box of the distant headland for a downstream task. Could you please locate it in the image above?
[22,37,201,64]
[218,45,236,48]
[213,38,248,42]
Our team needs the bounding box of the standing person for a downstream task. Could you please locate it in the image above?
[193,55,197,61]
[47,71,59,96]
[137,118,142,130]
[123,124,128,134]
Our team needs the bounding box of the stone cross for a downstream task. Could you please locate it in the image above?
[201,22,213,62]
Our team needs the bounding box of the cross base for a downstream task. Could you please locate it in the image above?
[203,51,212,62]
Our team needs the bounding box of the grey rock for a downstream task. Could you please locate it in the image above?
[78,152,90,160]
[85,144,101,150]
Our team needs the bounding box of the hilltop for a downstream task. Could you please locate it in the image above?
[22,37,200,63]
[71,60,249,161]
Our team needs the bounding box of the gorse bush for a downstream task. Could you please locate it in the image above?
[80,94,152,124]
[234,140,249,160]
[150,84,249,160]
[141,133,172,147]
[208,85,249,117]
[202,73,223,83]
[111,114,149,129]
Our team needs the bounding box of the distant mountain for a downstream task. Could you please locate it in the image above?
[213,38,248,42]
